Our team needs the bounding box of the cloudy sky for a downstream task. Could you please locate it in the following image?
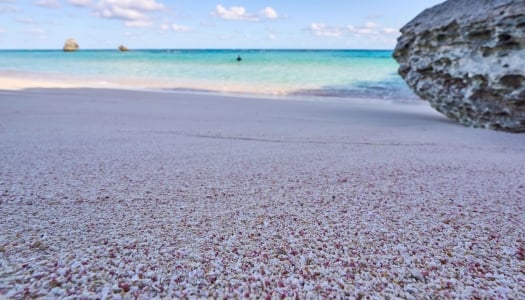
[0,0,444,49]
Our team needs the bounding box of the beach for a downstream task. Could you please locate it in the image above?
[1,81,524,298]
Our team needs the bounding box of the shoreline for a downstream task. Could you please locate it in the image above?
[0,72,318,100]
[1,86,524,298]
[0,72,420,105]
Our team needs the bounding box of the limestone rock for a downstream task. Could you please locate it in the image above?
[393,0,525,132]
[63,38,79,52]
[118,45,129,52]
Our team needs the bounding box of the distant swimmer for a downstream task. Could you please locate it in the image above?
[236,55,242,62]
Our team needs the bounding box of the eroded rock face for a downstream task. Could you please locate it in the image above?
[63,38,79,52]
[393,0,525,132]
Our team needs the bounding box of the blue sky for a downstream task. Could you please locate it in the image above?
[0,0,444,49]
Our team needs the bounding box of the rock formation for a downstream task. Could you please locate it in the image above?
[63,38,79,52]
[393,0,525,132]
[118,45,129,52]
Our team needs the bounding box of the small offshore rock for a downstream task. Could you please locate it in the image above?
[63,38,79,52]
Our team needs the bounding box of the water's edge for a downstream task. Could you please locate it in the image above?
[0,49,419,102]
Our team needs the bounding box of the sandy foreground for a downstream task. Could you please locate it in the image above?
[0,84,524,299]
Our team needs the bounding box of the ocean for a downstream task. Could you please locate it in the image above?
[0,49,418,101]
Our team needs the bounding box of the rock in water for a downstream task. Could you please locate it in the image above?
[393,0,525,132]
[118,45,129,52]
[63,38,79,52]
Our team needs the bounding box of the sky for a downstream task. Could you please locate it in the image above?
[0,0,444,49]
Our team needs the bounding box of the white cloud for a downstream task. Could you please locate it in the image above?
[309,21,399,39]
[35,0,60,8]
[26,28,45,34]
[1,0,19,13]
[0,6,13,13]
[212,4,257,21]
[68,0,164,27]
[100,5,146,20]
[172,24,191,33]
[97,0,164,12]
[124,19,152,27]
[268,33,276,40]
[260,6,278,19]
[382,27,398,34]
[347,22,380,35]
[160,23,170,31]
[0,28,5,33]
[67,0,91,7]
[16,17,37,24]
[309,23,343,38]
[347,22,400,37]
[212,5,280,21]
[159,22,191,33]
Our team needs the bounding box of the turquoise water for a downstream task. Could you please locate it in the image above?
[0,49,417,100]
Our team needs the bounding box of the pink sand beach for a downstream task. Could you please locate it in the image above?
[1,78,524,298]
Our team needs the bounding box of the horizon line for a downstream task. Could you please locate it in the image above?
[0,47,395,51]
